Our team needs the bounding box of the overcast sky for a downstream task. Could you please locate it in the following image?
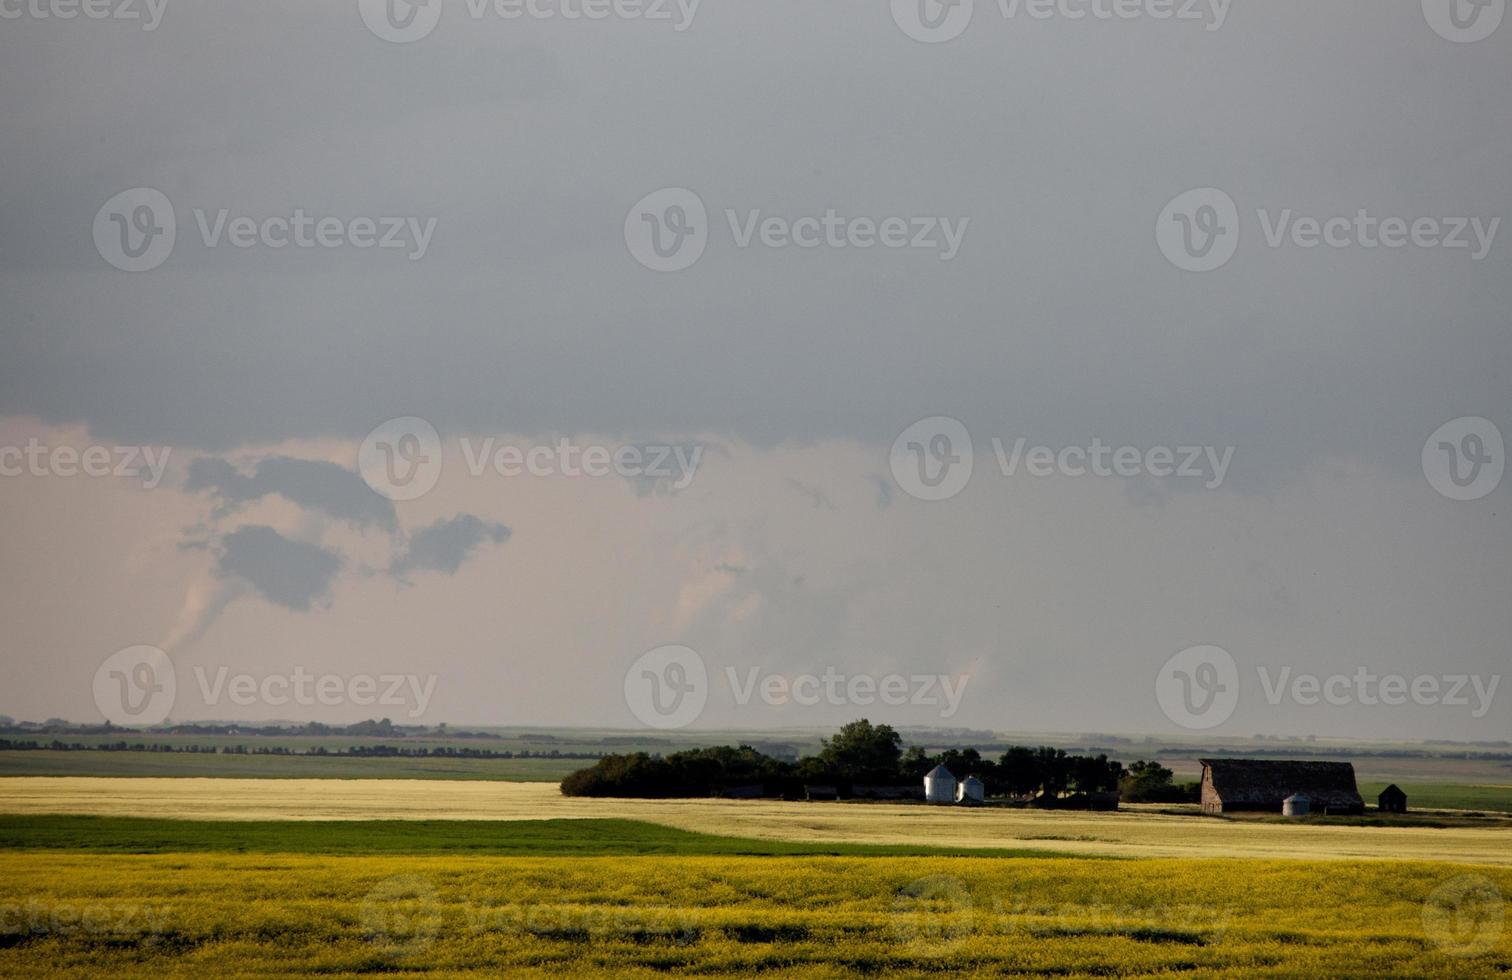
[1,0,1507,741]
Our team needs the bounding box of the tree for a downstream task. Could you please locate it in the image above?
[998,746,1041,797]
[1034,746,1070,797]
[816,720,902,781]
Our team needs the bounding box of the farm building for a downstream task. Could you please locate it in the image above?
[852,784,925,801]
[923,764,957,803]
[1377,784,1408,814]
[956,775,985,803]
[1199,759,1365,816]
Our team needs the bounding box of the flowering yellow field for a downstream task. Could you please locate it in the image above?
[4,777,1510,865]
[0,852,1507,978]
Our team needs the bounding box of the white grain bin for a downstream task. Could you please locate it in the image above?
[1283,793,1310,817]
[924,764,957,804]
[956,775,985,803]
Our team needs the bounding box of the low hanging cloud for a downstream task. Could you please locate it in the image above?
[184,456,397,531]
[216,525,343,612]
[162,454,513,652]
[389,515,512,582]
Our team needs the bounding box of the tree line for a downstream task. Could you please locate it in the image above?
[560,719,1198,802]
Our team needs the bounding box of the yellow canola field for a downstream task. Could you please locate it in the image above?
[0,852,1508,978]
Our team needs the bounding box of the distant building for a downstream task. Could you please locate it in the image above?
[1377,784,1408,814]
[923,764,957,804]
[852,784,925,801]
[1282,793,1310,817]
[956,775,985,803]
[1199,759,1365,816]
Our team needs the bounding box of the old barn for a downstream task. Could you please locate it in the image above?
[1199,759,1365,816]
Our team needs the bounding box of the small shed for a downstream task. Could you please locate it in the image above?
[956,775,985,804]
[1377,784,1408,814]
[924,764,957,804]
[1282,793,1310,817]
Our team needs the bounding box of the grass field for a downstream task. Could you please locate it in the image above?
[0,750,574,781]
[4,778,1509,865]
[0,816,1084,860]
[0,850,1506,977]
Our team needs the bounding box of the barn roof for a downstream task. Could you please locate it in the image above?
[1200,759,1364,809]
[1379,783,1407,799]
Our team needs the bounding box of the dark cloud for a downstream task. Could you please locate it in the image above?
[216,525,343,612]
[389,515,511,582]
[185,457,396,531]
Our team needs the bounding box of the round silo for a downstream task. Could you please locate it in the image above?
[1283,793,1310,817]
[957,775,985,803]
[924,764,957,804]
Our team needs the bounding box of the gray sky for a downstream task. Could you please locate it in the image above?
[1,0,1508,741]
